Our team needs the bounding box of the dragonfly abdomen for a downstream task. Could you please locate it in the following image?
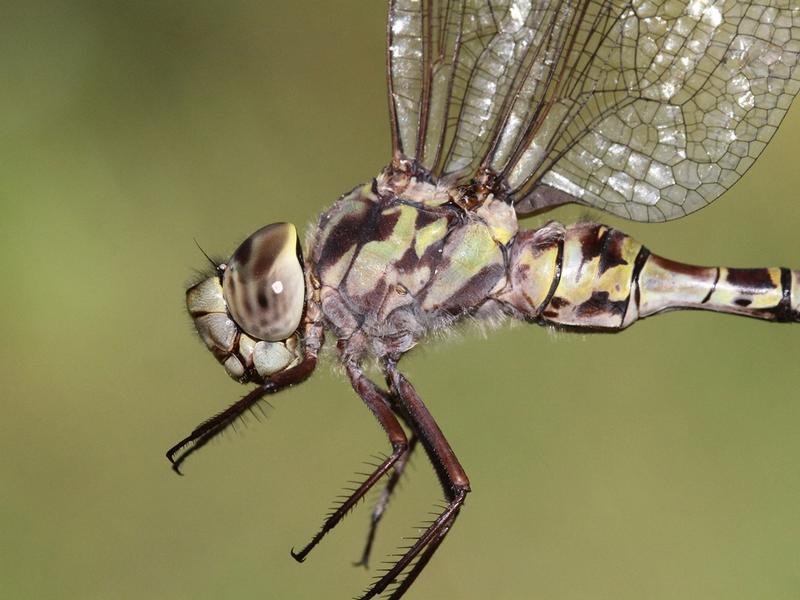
[637,259,799,323]
[497,222,799,330]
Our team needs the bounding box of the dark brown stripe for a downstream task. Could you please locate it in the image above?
[629,245,651,318]
[577,224,604,268]
[295,236,304,265]
[437,263,505,315]
[374,207,401,242]
[236,237,253,265]
[598,228,628,274]
[257,290,269,308]
[650,255,705,277]
[359,278,388,310]
[701,267,721,304]
[537,235,565,316]
[317,199,375,270]
[252,237,279,279]
[242,294,253,318]
[396,246,420,271]
[774,267,794,322]
[575,291,628,318]
[414,209,442,229]
[726,268,774,291]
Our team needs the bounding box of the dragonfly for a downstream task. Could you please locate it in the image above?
[168,1,800,598]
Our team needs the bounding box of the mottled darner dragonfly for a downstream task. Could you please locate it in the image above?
[168,1,800,598]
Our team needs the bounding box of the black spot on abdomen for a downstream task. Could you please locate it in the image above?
[575,291,627,318]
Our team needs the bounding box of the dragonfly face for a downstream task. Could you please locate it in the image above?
[169,2,800,598]
[185,222,306,383]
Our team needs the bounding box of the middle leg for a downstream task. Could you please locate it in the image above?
[355,433,419,568]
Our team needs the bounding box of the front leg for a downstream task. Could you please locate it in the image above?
[166,353,318,474]
[167,314,324,474]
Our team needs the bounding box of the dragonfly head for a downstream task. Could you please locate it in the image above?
[185,222,306,382]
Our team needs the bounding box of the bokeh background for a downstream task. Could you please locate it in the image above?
[2,2,799,599]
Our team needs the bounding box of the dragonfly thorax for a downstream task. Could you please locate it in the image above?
[311,178,518,360]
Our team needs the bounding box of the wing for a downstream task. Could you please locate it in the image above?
[386,0,800,222]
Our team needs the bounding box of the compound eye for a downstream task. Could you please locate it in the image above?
[222,223,305,341]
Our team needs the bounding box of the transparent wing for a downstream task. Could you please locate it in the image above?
[388,0,545,175]
[386,0,465,167]
[387,0,800,222]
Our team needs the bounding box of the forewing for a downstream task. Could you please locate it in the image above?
[387,0,550,174]
[387,1,800,222]
[387,0,466,168]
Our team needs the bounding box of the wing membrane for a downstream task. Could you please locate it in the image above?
[387,0,800,222]
[387,0,463,164]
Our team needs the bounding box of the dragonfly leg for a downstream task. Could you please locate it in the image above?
[166,354,317,474]
[290,362,408,563]
[355,433,419,568]
[356,359,470,600]
[382,514,452,600]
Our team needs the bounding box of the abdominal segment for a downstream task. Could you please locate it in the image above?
[497,221,800,330]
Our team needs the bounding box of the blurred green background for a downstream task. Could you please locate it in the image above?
[2,2,799,599]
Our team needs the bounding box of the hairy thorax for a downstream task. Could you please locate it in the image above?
[310,172,518,360]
